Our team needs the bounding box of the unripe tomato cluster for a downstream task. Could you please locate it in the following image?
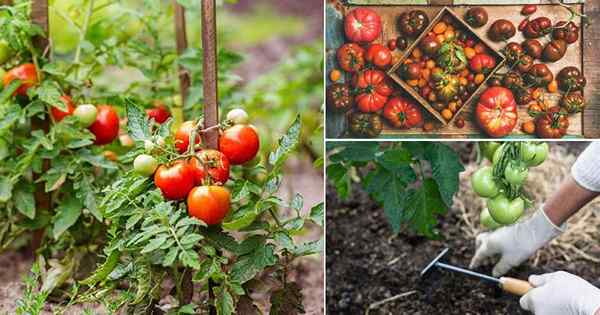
[471,142,548,229]
[135,108,259,225]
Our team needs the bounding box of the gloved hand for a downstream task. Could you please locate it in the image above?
[520,271,600,315]
[469,208,564,276]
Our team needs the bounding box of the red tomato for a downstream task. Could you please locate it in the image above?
[352,69,393,112]
[366,44,392,69]
[3,63,38,96]
[187,185,230,225]
[175,121,201,154]
[219,124,259,165]
[344,8,382,43]
[146,103,171,124]
[336,43,365,73]
[89,105,119,145]
[475,87,518,138]
[382,96,423,129]
[50,95,75,122]
[187,149,230,185]
[469,54,497,74]
[154,160,196,200]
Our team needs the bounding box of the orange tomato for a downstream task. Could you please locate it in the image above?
[441,109,453,121]
[532,88,542,100]
[411,48,422,59]
[460,68,470,78]
[423,122,434,132]
[330,69,341,82]
[464,47,476,59]
[436,34,446,43]
[433,22,447,34]
[408,79,419,87]
[426,60,436,69]
[428,92,437,102]
[448,102,458,113]
[444,29,456,41]
[522,120,535,134]
[474,73,485,85]
[459,77,468,86]
[422,68,431,81]
[418,78,427,88]
[547,80,558,93]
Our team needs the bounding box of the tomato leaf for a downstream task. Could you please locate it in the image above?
[0,177,13,203]
[36,80,63,109]
[230,244,277,284]
[215,284,235,315]
[126,100,151,142]
[424,142,465,208]
[52,197,83,239]
[405,179,447,238]
[268,114,301,169]
[329,142,379,162]
[309,202,324,226]
[326,163,350,199]
[14,186,35,219]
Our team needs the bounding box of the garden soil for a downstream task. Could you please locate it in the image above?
[327,142,600,315]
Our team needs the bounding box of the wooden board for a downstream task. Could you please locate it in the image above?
[326,2,588,139]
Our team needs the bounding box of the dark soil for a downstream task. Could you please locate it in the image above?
[326,182,600,315]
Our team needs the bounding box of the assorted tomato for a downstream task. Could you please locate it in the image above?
[352,69,392,113]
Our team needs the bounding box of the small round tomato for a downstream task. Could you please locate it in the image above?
[487,194,525,225]
[226,108,249,125]
[146,103,171,124]
[187,185,230,225]
[134,154,158,176]
[3,63,38,96]
[50,95,75,122]
[471,166,499,198]
[175,120,201,154]
[520,142,548,167]
[154,160,195,200]
[480,208,502,229]
[74,104,97,127]
[219,124,259,165]
[504,162,528,186]
[89,105,120,145]
[188,149,230,185]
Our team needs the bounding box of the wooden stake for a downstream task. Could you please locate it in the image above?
[173,0,190,104]
[201,0,219,150]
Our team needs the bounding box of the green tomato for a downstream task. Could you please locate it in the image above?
[0,67,6,81]
[487,194,525,225]
[0,39,13,65]
[520,142,548,167]
[133,154,158,177]
[471,166,500,198]
[226,108,249,125]
[480,208,502,229]
[504,162,528,186]
[74,104,98,127]
[480,141,501,162]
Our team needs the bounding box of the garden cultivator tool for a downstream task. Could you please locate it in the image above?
[421,248,533,296]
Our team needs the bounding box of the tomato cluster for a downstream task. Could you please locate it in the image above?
[472,142,548,228]
[136,109,259,225]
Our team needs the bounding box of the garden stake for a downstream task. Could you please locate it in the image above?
[421,248,533,296]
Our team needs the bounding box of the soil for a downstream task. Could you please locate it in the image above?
[326,143,600,315]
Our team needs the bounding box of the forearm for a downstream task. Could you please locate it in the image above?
[543,175,600,226]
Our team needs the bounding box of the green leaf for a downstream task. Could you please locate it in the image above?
[193,258,220,282]
[180,234,203,247]
[80,250,120,286]
[36,80,63,107]
[53,197,83,239]
[126,100,151,142]
[405,179,448,238]
[424,143,464,208]
[268,115,301,169]
[222,204,257,231]
[14,187,35,219]
[326,163,350,199]
[309,202,323,226]
[230,244,277,284]
[162,248,179,267]
[363,166,412,233]
[329,142,379,163]
[180,250,201,269]
[376,147,413,171]
[0,177,13,203]
[141,235,168,253]
[215,285,234,315]
[291,239,323,257]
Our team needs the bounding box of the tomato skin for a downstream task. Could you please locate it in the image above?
[134,154,158,176]
[187,185,230,225]
[3,63,38,96]
[219,124,259,165]
[471,166,500,198]
[146,104,171,124]
[187,149,230,185]
[352,69,393,112]
[337,43,365,73]
[469,54,496,74]
[366,44,392,69]
[475,87,517,138]
[175,121,201,154]
[382,96,423,129]
[74,104,98,127]
[344,8,382,43]
[520,142,548,167]
[481,141,500,161]
[226,108,249,125]
[89,105,120,145]
[504,162,528,186]
[487,194,525,225]
[50,95,75,122]
[154,160,195,200]
[480,208,502,229]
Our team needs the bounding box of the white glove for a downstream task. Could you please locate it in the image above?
[469,208,564,276]
[520,271,600,315]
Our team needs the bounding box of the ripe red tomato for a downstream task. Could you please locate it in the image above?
[175,121,201,154]
[366,44,392,69]
[154,160,196,200]
[337,43,365,73]
[469,54,497,74]
[50,95,75,122]
[475,87,517,138]
[219,124,259,165]
[352,69,393,112]
[344,8,382,43]
[382,96,423,129]
[146,103,171,124]
[89,105,119,145]
[3,63,38,96]
[187,185,230,225]
[535,106,569,139]
[187,149,230,185]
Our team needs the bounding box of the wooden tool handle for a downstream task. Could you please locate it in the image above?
[499,277,533,296]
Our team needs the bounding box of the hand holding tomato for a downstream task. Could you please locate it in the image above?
[475,87,517,138]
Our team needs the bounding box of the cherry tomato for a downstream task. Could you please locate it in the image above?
[50,95,75,122]
[134,154,158,176]
[74,104,97,127]
[187,185,230,225]
[146,103,171,124]
[487,194,525,225]
[219,124,259,165]
[154,160,195,200]
[226,108,249,125]
[3,63,38,96]
[480,208,502,229]
[471,166,499,198]
[187,149,230,185]
[89,105,119,145]
[520,142,548,167]
[175,120,201,154]
[504,162,528,186]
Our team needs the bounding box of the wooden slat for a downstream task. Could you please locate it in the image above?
[173,0,190,104]
[582,0,600,138]
[201,0,219,150]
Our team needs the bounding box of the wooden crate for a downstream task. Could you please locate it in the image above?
[387,7,505,125]
[326,2,587,139]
